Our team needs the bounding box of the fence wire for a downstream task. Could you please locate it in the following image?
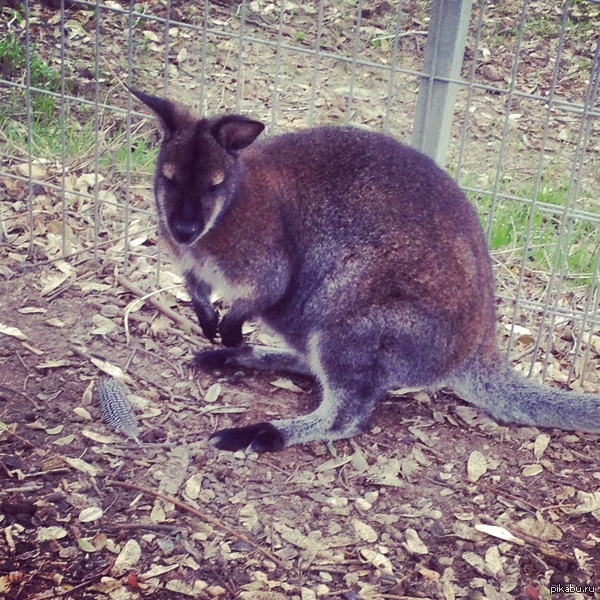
[0,0,599,386]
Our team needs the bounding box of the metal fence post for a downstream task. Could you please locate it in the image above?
[411,0,474,167]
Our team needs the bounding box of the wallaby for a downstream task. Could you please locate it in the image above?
[132,89,600,453]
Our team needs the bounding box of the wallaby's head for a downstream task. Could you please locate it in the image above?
[132,90,265,245]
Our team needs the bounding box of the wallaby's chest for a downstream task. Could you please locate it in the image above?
[179,251,252,303]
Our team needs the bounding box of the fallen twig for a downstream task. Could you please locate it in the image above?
[116,273,206,341]
[461,475,542,512]
[0,383,43,410]
[511,527,578,565]
[107,479,285,568]
[57,570,109,597]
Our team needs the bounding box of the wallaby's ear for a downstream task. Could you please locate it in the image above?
[131,88,179,136]
[211,116,265,155]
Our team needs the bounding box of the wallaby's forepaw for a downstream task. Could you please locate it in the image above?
[209,422,285,453]
[197,311,219,342]
[219,315,244,347]
[220,327,244,347]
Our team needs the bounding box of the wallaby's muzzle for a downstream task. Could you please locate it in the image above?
[171,218,201,245]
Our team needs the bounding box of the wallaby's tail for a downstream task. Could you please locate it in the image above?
[448,363,600,433]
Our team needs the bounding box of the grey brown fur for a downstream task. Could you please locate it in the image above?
[133,89,600,452]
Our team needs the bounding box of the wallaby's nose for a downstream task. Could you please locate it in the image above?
[172,220,200,245]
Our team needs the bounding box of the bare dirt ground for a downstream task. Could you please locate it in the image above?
[1,254,600,599]
[1,1,600,599]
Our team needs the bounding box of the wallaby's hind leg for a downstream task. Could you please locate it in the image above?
[194,344,311,376]
[209,331,386,452]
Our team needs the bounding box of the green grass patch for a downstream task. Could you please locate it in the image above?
[99,126,158,176]
[0,32,61,121]
[1,95,157,180]
[469,181,600,283]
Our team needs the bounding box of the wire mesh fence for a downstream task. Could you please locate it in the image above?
[1,0,599,386]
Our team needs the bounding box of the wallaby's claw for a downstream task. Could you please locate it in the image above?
[209,422,285,453]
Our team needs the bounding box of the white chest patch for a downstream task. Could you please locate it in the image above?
[179,252,253,303]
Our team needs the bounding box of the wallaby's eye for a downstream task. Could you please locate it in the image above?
[209,170,225,194]
[161,163,177,181]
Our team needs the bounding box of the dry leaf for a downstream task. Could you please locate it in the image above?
[204,383,221,403]
[63,457,101,477]
[522,464,543,476]
[403,528,428,554]
[16,162,47,178]
[462,550,486,575]
[239,503,259,531]
[176,47,188,63]
[78,538,97,553]
[45,317,66,328]
[484,545,504,577]
[143,30,160,42]
[151,502,166,523]
[112,539,142,576]
[0,323,29,341]
[45,425,64,435]
[359,548,394,574]
[474,524,525,545]
[141,564,179,579]
[81,430,118,444]
[352,519,378,543]
[89,358,134,384]
[533,433,551,459]
[166,580,210,597]
[560,491,600,517]
[316,456,353,472]
[91,315,118,336]
[18,307,46,314]
[53,434,75,446]
[270,378,304,393]
[467,450,487,482]
[185,473,203,500]
[79,506,103,522]
[158,446,189,495]
[39,272,71,297]
[368,457,403,487]
[36,360,72,369]
[73,406,92,420]
[37,526,68,542]
[21,342,43,355]
[351,449,369,473]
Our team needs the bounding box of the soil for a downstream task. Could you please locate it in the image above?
[1,258,600,599]
[1,1,600,599]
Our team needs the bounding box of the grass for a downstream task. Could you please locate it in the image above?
[0,29,156,176]
[469,181,600,283]
[99,125,158,176]
[0,32,62,120]
[4,117,157,177]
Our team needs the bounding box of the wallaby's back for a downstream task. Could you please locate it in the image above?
[240,126,500,382]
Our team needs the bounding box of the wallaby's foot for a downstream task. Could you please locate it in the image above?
[193,344,312,376]
[210,422,285,453]
[193,347,240,369]
[209,410,370,453]
[208,331,387,452]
